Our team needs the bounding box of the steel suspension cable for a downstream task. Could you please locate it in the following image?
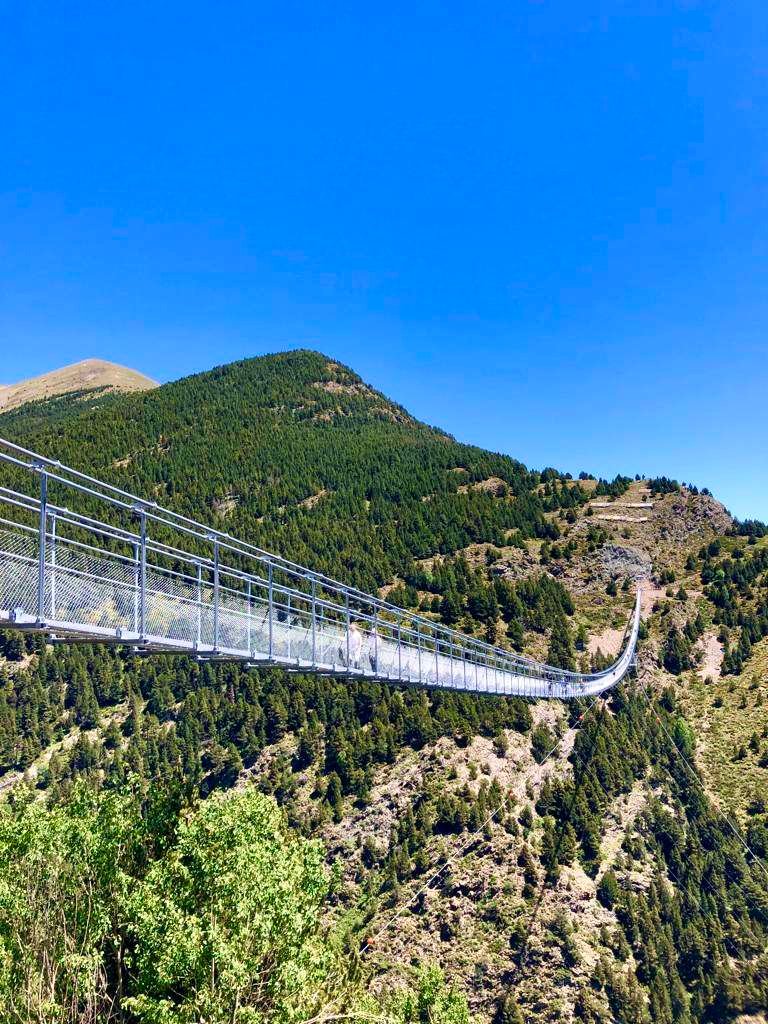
[564,680,768,932]
[508,681,768,992]
[634,671,768,886]
[359,695,602,956]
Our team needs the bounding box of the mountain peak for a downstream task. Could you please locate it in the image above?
[0,358,158,413]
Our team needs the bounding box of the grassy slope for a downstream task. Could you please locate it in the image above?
[681,640,768,817]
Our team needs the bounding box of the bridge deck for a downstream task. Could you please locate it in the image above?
[0,437,641,700]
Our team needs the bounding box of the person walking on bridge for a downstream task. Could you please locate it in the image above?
[349,621,363,668]
[340,621,363,669]
[368,625,379,672]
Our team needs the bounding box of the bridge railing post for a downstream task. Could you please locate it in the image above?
[311,580,317,666]
[212,539,220,652]
[139,509,147,639]
[417,624,422,686]
[49,511,57,620]
[373,606,378,676]
[397,620,402,680]
[196,561,202,647]
[268,562,274,659]
[133,541,140,633]
[345,592,351,671]
[36,469,48,622]
[246,578,252,655]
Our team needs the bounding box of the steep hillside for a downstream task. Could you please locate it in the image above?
[0,357,157,412]
[0,358,159,440]
[0,349,603,592]
[1,350,767,1024]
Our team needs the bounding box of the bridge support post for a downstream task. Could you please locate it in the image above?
[196,562,202,646]
[139,510,147,639]
[373,606,378,676]
[311,580,317,666]
[397,621,402,680]
[268,562,274,659]
[50,512,57,620]
[345,591,350,670]
[212,539,220,652]
[246,579,252,655]
[36,469,48,623]
[417,625,422,686]
[133,541,140,633]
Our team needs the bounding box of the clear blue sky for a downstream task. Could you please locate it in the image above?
[2,2,767,519]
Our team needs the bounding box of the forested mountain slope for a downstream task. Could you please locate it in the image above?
[0,349,600,590]
[1,350,767,1024]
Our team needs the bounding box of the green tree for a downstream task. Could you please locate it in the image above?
[597,868,620,910]
[496,992,525,1024]
[440,590,463,626]
[547,618,575,671]
[125,789,333,1024]
[392,964,471,1024]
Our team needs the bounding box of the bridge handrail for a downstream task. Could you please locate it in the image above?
[0,437,539,664]
[0,436,642,694]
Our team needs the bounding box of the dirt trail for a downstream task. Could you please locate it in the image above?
[587,627,624,659]
[698,631,723,679]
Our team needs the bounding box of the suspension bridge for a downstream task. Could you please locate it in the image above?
[0,437,641,699]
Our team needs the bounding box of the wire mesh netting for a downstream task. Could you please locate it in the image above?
[0,438,641,700]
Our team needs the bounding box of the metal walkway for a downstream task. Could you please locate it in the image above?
[0,437,641,699]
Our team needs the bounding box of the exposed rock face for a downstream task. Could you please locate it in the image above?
[0,359,157,412]
[488,545,539,581]
[565,487,733,593]
[599,544,653,581]
[656,491,733,546]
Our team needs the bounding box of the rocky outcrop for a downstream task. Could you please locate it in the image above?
[599,544,653,581]
[655,490,733,546]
